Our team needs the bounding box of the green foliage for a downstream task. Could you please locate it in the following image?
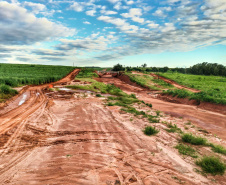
[160,72,226,105]
[165,123,182,133]
[175,144,198,158]
[147,115,160,123]
[112,63,124,71]
[196,156,226,175]
[96,94,102,97]
[209,144,226,155]
[145,103,152,108]
[76,68,98,78]
[143,126,159,136]
[0,84,18,102]
[182,133,207,145]
[121,107,146,116]
[0,64,74,87]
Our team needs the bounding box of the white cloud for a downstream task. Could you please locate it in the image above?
[23,2,46,14]
[121,8,144,23]
[108,0,121,3]
[83,21,91,24]
[70,2,84,12]
[0,1,75,45]
[86,9,96,16]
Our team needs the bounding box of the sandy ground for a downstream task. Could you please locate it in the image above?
[0,72,225,184]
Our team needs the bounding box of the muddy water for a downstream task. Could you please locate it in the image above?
[96,76,226,140]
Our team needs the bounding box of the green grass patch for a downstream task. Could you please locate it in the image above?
[159,72,226,105]
[209,144,226,155]
[76,68,98,78]
[143,126,159,136]
[182,133,207,145]
[175,144,198,158]
[196,156,226,175]
[165,123,182,133]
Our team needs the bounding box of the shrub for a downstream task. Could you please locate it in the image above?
[182,133,207,145]
[107,102,114,106]
[96,94,102,97]
[148,115,160,123]
[146,103,152,108]
[175,144,198,158]
[196,156,225,175]
[0,84,18,95]
[143,126,159,136]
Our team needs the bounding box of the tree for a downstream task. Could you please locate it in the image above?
[112,63,124,71]
[141,63,147,68]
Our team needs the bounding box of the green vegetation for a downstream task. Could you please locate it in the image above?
[68,78,126,96]
[0,63,74,87]
[160,72,226,104]
[76,68,98,78]
[209,144,226,155]
[125,72,173,90]
[165,123,182,133]
[182,133,207,145]
[175,144,198,158]
[196,156,226,175]
[0,84,18,102]
[143,126,159,136]
[96,94,102,97]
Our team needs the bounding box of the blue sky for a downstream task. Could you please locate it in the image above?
[0,0,226,67]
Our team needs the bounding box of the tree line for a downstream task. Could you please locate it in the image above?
[112,62,226,76]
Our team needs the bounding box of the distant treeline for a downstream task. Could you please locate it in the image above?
[112,62,226,76]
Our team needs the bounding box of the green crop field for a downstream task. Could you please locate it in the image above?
[0,63,75,102]
[0,63,75,87]
[159,72,226,105]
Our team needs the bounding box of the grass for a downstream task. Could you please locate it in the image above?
[0,84,18,102]
[67,78,126,96]
[196,156,226,175]
[165,123,182,133]
[143,126,159,136]
[159,72,226,105]
[182,133,207,145]
[0,63,74,87]
[209,144,226,155]
[76,68,98,78]
[96,94,102,97]
[175,144,198,158]
[125,73,161,90]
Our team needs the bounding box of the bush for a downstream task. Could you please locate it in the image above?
[96,94,102,97]
[175,144,198,158]
[165,123,182,133]
[143,126,159,136]
[196,156,226,175]
[182,133,207,145]
[0,84,18,95]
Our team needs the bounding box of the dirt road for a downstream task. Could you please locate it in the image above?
[0,72,225,184]
[96,76,226,140]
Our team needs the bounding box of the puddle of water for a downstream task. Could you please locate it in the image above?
[19,94,27,106]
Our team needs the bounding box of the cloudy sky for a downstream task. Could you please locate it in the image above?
[0,0,226,67]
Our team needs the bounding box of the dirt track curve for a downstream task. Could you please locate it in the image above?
[0,71,225,184]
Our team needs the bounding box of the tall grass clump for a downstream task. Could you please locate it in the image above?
[209,144,226,155]
[196,156,225,175]
[182,133,207,145]
[143,126,159,136]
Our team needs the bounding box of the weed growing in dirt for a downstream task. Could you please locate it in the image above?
[165,123,182,133]
[209,144,226,155]
[185,121,192,125]
[147,115,160,123]
[196,156,226,175]
[182,133,207,145]
[175,144,198,158]
[96,94,102,97]
[0,84,18,102]
[143,126,159,136]
[155,110,161,116]
[76,68,98,78]
[121,107,146,116]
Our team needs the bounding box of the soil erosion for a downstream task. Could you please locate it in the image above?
[0,71,225,184]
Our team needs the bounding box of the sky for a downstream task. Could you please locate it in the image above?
[0,0,226,67]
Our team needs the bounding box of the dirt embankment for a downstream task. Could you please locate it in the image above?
[150,73,200,93]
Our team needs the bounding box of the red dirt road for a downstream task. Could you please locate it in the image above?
[0,71,225,184]
[96,76,226,140]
